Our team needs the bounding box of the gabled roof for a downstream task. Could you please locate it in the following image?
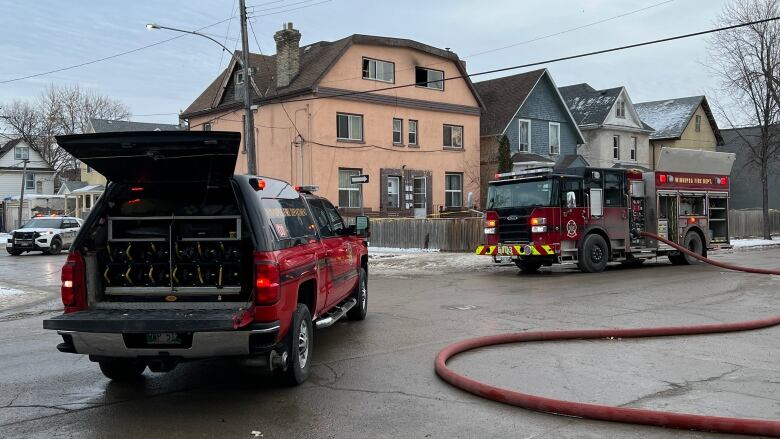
[57,181,89,195]
[634,96,723,144]
[182,34,484,117]
[475,69,546,136]
[89,118,183,133]
[559,83,623,127]
[0,138,24,158]
[475,69,585,143]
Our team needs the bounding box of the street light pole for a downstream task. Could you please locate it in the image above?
[146,8,258,175]
[18,159,28,228]
[238,0,257,175]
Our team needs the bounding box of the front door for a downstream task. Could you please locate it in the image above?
[386,176,400,209]
[413,177,427,218]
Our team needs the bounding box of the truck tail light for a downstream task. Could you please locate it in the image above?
[254,255,280,305]
[485,211,499,235]
[61,252,87,313]
[485,211,499,246]
[530,217,547,233]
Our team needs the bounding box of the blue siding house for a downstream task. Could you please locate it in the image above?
[475,69,585,205]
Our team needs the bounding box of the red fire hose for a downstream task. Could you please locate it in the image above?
[435,232,780,436]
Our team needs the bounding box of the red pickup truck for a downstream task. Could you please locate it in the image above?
[43,131,369,385]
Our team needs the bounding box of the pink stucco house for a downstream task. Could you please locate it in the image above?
[181,24,484,216]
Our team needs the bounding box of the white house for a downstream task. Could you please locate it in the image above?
[559,84,655,170]
[0,139,55,198]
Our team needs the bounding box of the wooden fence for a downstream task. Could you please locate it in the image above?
[366,217,485,252]
[357,209,777,251]
[729,209,780,238]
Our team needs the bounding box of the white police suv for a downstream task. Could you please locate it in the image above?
[6,216,83,256]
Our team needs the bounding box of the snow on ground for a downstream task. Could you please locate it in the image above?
[0,233,8,245]
[369,247,505,277]
[731,236,780,249]
[0,285,46,311]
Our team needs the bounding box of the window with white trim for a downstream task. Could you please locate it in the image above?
[392,118,403,144]
[445,173,463,208]
[337,113,363,141]
[548,122,560,155]
[25,172,34,190]
[518,119,530,152]
[415,67,444,90]
[386,176,400,208]
[338,168,362,208]
[408,120,418,146]
[616,100,626,118]
[443,124,463,149]
[362,58,394,83]
[613,135,620,159]
[14,146,30,160]
[630,136,637,161]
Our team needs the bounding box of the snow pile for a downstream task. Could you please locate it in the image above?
[0,285,26,298]
[0,233,8,245]
[731,236,780,249]
[369,247,440,254]
[368,248,506,277]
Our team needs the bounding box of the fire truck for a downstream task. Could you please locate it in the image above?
[476,148,736,273]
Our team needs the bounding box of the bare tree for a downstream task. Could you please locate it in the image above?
[709,0,780,239]
[1,84,130,175]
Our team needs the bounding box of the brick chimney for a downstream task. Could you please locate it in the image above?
[274,22,301,88]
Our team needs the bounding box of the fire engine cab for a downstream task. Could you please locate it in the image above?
[477,148,736,273]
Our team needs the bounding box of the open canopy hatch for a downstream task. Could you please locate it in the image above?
[656,147,736,175]
[56,131,241,184]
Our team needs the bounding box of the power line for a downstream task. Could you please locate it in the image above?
[0,15,237,85]
[217,0,239,74]
[248,0,321,12]
[271,16,780,105]
[247,0,332,18]
[318,0,676,86]
[464,0,675,58]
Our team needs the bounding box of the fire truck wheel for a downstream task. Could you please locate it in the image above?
[578,233,609,273]
[514,260,541,273]
[681,231,704,264]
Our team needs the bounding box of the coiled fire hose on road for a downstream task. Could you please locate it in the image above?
[435,231,780,437]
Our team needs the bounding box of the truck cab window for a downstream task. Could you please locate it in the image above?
[308,199,335,238]
[604,171,625,207]
[561,178,583,208]
[260,197,317,242]
[322,200,346,235]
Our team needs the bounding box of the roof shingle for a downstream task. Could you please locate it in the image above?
[558,83,623,127]
[474,69,546,136]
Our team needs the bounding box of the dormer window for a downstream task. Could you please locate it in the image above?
[616,100,626,118]
[362,57,394,83]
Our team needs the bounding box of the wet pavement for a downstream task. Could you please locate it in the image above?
[0,249,779,438]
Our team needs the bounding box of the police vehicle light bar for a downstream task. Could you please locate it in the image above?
[494,167,554,180]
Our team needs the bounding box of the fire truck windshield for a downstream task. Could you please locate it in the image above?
[487,178,557,209]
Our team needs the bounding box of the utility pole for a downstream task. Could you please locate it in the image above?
[17,159,29,228]
[239,0,258,175]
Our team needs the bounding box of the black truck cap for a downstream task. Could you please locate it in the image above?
[56,131,241,184]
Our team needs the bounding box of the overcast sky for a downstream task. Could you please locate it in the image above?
[0,0,731,125]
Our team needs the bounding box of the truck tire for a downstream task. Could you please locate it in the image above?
[47,238,62,255]
[98,358,146,381]
[681,231,703,265]
[514,259,541,273]
[6,248,23,256]
[281,304,313,386]
[578,233,609,273]
[347,268,367,321]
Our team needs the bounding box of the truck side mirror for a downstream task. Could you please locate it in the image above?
[355,215,370,238]
[566,191,577,208]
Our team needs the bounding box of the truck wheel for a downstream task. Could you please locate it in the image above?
[281,304,313,386]
[578,233,609,273]
[347,268,367,321]
[514,260,541,273]
[6,248,23,256]
[98,358,146,381]
[47,238,62,255]
[681,231,703,265]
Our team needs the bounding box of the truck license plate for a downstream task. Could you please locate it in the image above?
[145,333,182,345]
[497,245,513,256]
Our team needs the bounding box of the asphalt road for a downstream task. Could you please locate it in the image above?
[0,249,779,438]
